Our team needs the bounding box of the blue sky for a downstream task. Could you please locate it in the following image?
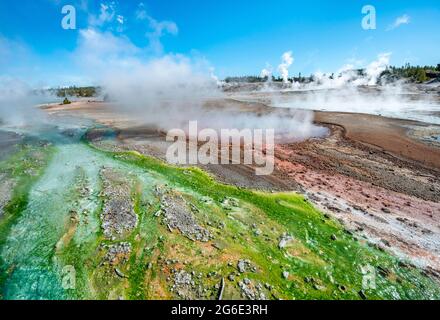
[0,0,439,86]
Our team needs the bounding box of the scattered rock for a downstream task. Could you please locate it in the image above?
[278,233,294,249]
[171,270,206,299]
[221,197,239,210]
[0,176,15,218]
[352,205,366,212]
[358,290,367,300]
[161,194,212,242]
[381,207,391,214]
[103,242,132,265]
[313,283,326,291]
[238,279,267,300]
[377,266,391,278]
[114,268,127,278]
[100,168,138,240]
[237,259,256,273]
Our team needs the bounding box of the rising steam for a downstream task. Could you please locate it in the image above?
[74,28,326,141]
[0,78,47,127]
[278,51,294,83]
[257,52,440,124]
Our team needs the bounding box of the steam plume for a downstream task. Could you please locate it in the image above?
[278,51,294,83]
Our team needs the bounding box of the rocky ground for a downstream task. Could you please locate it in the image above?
[159,192,213,242]
[0,174,14,218]
[100,168,138,240]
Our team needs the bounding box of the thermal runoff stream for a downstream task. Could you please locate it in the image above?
[1,118,440,300]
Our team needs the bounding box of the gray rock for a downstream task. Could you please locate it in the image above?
[237,259,256,273]
[278,233,294,249]
[103,242,132,265]
[114,268,127,278]
[381,207,391,214]
[100,168,138,239]
[238,279,267,300]
[161,194,211,242]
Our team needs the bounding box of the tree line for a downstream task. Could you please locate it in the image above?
[384,63,440,83]
[49,86,100,98]
[225,63,440,84]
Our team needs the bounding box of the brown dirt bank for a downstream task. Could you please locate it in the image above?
[314,111,440,171]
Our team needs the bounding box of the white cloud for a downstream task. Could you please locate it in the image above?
[89,2,116,27]
[1,2,180,86]
[387,14,410,31]
[82,2,179,53]
[74,28,140,74]
[116,14,125,32]
[135,3,178,53]
[135,2,148,20]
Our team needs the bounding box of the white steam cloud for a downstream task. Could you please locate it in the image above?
[278,51,294,83]
[260,67,272,79]
[74,28,325,141]
[306,52,392,88]
[0,3,326,142]
[363,52,391,85]
[0,78,47,127]
[256,52,440,124]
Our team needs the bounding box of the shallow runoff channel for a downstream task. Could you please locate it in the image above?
[0,119,157,299]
